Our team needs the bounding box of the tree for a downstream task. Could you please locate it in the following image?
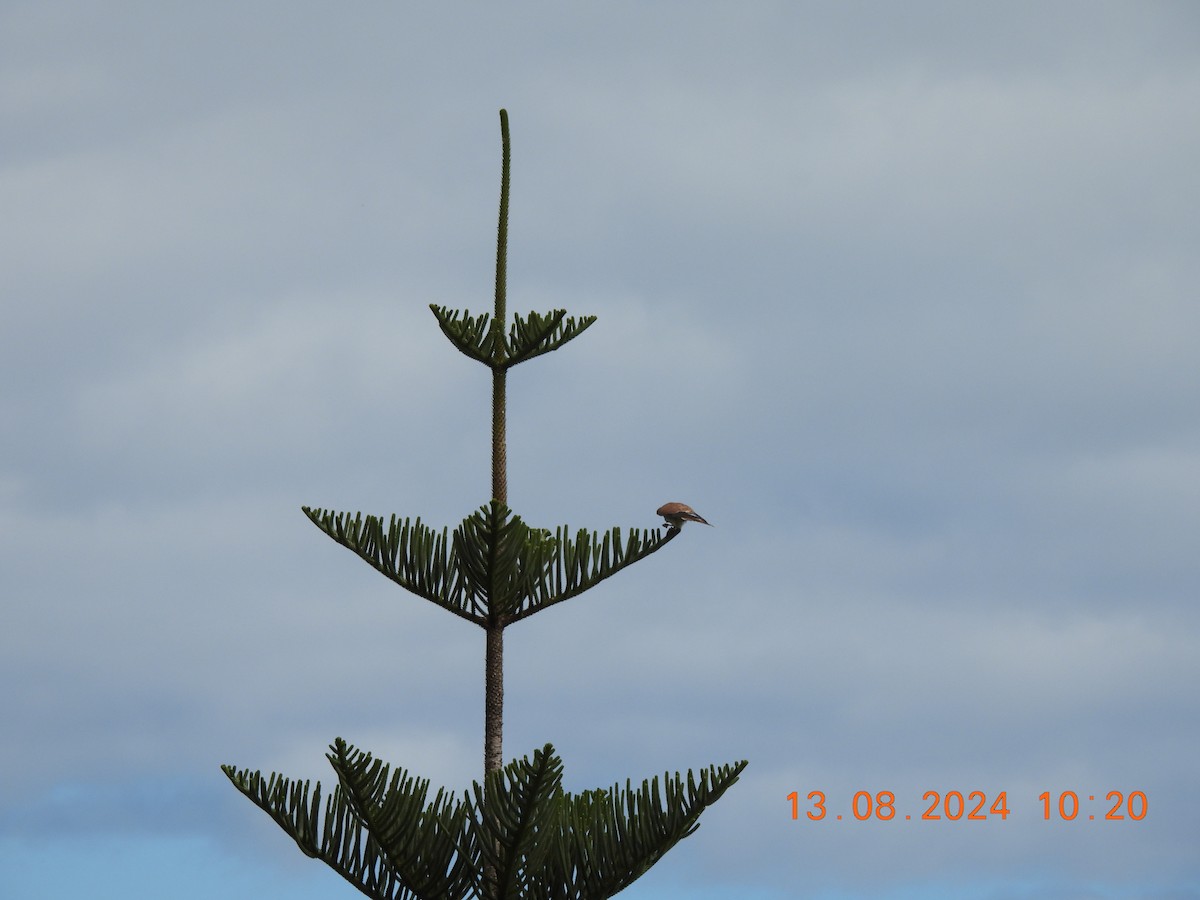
[223,109,747,900]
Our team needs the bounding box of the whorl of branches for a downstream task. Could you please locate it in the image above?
[430,306,597,370]
[301,501,678,627]
[223,743,747,900]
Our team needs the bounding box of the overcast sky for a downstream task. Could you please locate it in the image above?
[3,2,1199,898]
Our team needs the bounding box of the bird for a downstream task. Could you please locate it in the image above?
[657,502,712,531]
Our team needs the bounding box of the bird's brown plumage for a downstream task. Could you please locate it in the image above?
[657,502,712,528]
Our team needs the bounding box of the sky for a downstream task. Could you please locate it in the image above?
[2,1,1199,898]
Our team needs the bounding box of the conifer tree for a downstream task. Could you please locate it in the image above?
[223,110,747,900]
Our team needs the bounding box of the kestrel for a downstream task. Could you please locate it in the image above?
[657,502,712,530]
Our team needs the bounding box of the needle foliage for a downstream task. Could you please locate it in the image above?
[223,743,746,900]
